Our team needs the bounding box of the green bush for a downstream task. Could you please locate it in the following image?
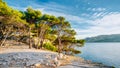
[43,42,57,52]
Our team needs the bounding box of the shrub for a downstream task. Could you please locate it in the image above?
[43,42,57,52]
[71,49,81,54]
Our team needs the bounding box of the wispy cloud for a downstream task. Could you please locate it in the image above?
[91,12,109,18]
[31,1,69,14]
[5,0,120,39]
[10,6,27,11]
[87,8,106,12]
[12,3,120,39]
[76,12,120,39]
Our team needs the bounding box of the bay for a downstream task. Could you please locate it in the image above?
[75,43,120,68]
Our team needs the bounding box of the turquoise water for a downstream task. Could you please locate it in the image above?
[75,43,120,68]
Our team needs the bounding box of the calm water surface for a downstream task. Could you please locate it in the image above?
[75,43,120,68]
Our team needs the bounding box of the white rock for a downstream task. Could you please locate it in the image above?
[34,63,41,67]
[57,53,63,60]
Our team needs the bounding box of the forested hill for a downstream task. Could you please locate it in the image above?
[85,34,120,42]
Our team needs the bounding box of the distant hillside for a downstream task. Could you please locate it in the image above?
[85,34,120,42]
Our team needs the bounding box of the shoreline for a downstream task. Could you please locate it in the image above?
[0,46,114,68]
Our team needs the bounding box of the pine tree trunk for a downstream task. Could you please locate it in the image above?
[36,28,39,49]
[0,28,11,46]
[58,35,62,53]
[29,27,32,49]
[40,39,43,49]
[0,30,3,45]
[39,28,45,49]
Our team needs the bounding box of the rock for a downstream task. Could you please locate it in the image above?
[4,44,9,46]
[57,53,63,60]
[54,57,58,62]
[34,63,41,68]
[63,55,67,59]
[54,61,61,67]
[0,51,63,68]
[2,62,7,66]
[45,54,52,59]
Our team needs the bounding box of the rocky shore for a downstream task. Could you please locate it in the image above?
[0,49,114,68]
[0,40,114,68]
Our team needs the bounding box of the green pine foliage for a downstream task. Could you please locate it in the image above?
[43,42,57,52]
[0,0,84,54]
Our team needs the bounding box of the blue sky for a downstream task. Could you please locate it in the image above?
[4,0,120,39]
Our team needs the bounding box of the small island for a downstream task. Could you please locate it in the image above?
[0,0,115,68]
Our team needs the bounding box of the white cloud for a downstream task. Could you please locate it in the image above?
[41,10,92,24]
[94,13,120,26]
[76,13,120,39]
